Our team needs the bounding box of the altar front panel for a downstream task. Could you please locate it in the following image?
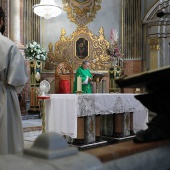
[45,94,148,138]
[46,94,78,138]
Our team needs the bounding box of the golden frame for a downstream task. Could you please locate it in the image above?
[44,26,111,72]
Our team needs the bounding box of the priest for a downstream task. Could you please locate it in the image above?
[73,61,93,93]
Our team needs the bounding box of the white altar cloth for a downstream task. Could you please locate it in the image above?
[46,93,148,138]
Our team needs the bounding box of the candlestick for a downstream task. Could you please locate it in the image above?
[77,76,82,92]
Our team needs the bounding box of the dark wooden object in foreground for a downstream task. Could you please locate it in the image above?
[84,139,170,170]
[115,66,170,89]
[115,66,170,143]
[84,139,170,162]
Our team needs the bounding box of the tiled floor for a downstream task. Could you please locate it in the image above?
[22,118,42,148]
[22,119,42,128]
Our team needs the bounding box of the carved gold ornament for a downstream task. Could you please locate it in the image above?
[148,38,160,51]
[62,0,102,26]
[44,26,111,71]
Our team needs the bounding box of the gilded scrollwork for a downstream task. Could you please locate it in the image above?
[44,26,111,71]
[62,0,102,26]
[148,38,160,51]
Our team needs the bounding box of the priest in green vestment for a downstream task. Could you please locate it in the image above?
[73,61,93,93]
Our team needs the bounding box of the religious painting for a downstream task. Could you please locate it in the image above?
[75,37,89,60]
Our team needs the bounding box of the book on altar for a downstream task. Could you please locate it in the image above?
[93,73,104,82]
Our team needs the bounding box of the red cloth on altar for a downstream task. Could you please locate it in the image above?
[59,80,71,93]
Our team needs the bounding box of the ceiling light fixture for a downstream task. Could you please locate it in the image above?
[33,0,62,19]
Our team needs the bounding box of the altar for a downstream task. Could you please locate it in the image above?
[45,93,148,140]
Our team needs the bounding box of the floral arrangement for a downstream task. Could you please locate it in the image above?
[107,29,121,57]
[106,28,124,67]
[109,29,119,47]
[24,41,47,61]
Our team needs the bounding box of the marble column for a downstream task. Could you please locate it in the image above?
[10,0,25,54]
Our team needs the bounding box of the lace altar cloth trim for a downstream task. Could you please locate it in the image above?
[77,94,146,117]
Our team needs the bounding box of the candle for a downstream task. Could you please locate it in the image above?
[135,88,141,94]
[136,88,140,91]
[77,76,82,91]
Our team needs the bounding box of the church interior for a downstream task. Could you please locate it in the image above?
[1,0,170,169]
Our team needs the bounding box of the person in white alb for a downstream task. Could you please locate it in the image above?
[0,7,28,154]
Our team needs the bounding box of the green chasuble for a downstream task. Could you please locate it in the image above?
[73,66,92,93]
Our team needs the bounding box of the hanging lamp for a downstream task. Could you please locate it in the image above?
[33,0,62,19]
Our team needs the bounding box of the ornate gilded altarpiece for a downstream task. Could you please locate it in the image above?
[62,0,102,26]
[44,26,111,71]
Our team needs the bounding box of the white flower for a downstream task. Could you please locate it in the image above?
[33,41,37,45]
[30,43,34,48]
[36,55,40,59]
[24,41,47,61]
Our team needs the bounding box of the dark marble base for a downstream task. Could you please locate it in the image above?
[72,136,104,146]
[78,140,107,150]
[72,139,86,146]
[71,137,107,150]
[102,135,135,144]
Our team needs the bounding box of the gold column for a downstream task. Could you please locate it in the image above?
[96,77,99,93]
[28,60,42,113]
[37,96,50,133]
[148,38,160,70]
[41,100,46,133]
